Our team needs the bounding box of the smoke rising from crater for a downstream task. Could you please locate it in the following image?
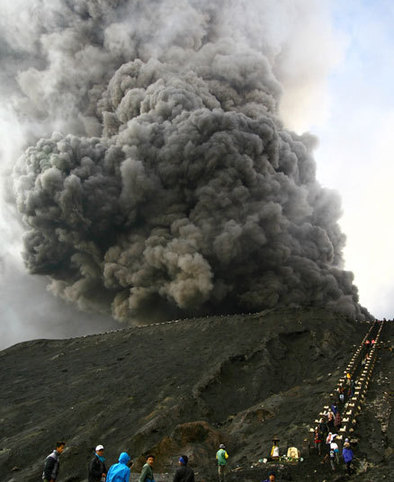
[2,0,368,328]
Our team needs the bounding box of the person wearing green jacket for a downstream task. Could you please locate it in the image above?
[216,444,229,482]
[139,454,155,482]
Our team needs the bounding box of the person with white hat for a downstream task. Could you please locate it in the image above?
[88,444,107,482]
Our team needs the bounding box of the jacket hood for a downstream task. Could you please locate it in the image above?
[119,452,130,464]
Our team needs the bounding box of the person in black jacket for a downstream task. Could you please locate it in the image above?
[173,455,194,482]
[42,441,66,482]
[88,445,107,482]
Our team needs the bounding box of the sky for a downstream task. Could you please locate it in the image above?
[0,0,393,349]
[275,0,394,320]
[310,0,394,319]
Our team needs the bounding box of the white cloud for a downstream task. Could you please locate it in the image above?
[311,0,394,318]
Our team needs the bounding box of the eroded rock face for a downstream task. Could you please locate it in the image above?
[0,309,391,481]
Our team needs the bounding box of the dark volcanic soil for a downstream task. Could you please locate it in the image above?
[0,308,392,482]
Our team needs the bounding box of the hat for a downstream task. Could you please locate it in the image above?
[95,445,104,452]
[219,444,225,449]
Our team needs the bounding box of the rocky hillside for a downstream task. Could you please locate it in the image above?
[0,308,392,481]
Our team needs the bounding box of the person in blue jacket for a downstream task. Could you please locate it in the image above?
[106,452,132,482]
[262,471,276,481]
[342,441,354,475]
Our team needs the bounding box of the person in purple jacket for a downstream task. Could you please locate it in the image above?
[342,441,354,475]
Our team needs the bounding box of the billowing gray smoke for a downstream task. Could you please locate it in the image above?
[7,0,367,322]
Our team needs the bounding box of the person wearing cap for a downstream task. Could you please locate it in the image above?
[88,444,107,482]
[42,441,66,482]
[270,437,280,460]
[216,444,229,482]
[173,455,195,482]
[139,454,155,482]
[342,441,354,475]
[107,452,132,482]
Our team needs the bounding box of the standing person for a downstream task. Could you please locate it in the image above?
[42,441,66,482]
[342,442,354,475]
[338,386,346,404]
[139,454,155,482]
[106,452,132,482]
[334,411,342,431]
[364,339,371,355]
[326,412,335,432]
[88,444,107,482]
[330,402,338,416]
[349,378,356,398]
[313,427,322,456]
[216,443,229,482]
[329,443,336,471]
[270,437,280,460]
[323,432,336,463]
[345,373,352,395]
[173,455,194,482]
[262,471,276,481]
[330,436,340,464]
[319,418,328,440]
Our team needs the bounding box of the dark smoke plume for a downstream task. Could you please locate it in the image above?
[8,0,367,323]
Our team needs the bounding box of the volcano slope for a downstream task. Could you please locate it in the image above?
[0,308,391,481]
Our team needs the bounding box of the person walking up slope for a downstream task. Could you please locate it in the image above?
[42,441,66,482]
[106,452,132,482]
[216,444,229,482]
[342,441,354,475]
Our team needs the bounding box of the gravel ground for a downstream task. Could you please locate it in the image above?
[0,309,391,482]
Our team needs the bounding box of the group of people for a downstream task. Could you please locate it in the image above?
[42,441,274,482]
[313,400,355,475]
[41,430,351,482]
[42,442,195,482]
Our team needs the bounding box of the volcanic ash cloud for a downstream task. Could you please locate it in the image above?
[11,0,365,322]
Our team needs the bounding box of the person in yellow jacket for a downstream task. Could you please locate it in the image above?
[270,437,280,460]
[216,444,229,482]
